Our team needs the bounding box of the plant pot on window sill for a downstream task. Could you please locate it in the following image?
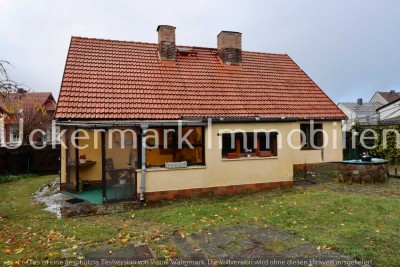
[226,153,239,159]
[119,179,127,185]
[79,159,87,164]
[258,151,272,157]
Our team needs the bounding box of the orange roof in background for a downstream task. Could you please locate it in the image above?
[1,92,56,124]
[0,92,55,113]
[56,37,345,120]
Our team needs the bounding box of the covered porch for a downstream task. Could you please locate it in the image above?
[59,120,206,204]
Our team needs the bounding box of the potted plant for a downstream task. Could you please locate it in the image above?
[226,152,239,159]
[258,150,272,157]
[79,154,87,164]
[244,149,252,158]
[119,172,128,185]
[361,152,372,162]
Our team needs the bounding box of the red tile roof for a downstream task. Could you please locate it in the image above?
[1,92,56,124]
[0,92,56,113]
[56,37,345,120]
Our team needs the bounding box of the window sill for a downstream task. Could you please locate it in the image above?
[136,165,206,172]
[222,156,278,161]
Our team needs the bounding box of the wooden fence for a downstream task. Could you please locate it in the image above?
[0,144,60,175]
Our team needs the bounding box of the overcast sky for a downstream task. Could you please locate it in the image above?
[1,0,399,104]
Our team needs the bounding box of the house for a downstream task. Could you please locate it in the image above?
[0,89,57,145]
[56,25,345,203]
[337,99,381,131]
[370,90,400,105]
[338,90,400,131]
[376,97,400,124]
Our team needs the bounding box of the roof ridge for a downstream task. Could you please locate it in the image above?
[71,36,287,56]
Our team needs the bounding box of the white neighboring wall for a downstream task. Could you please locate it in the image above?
[337,103,356,131]
[378,100,400,120]
[370,92,389,105]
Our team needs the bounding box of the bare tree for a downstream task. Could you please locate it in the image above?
[1,60,50,144]
[0,60,24,113]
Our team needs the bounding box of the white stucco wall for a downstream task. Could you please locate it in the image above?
[370,92,388,105]
[378,100,400,120]
[137,121,343,193]
[337,103,355,131]
[60,120,343,194]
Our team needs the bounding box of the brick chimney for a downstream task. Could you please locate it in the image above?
[217,31,242,65]
[357,98,363,105]
[157,25,176,61]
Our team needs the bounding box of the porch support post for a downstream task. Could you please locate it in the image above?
[101,130,107,203]
[74,128,79,193]
[139,123,149,202]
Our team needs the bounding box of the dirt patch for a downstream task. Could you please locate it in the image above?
[83,244,154,266]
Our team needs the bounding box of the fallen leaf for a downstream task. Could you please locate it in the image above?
[15,248,24,254]
[325,246,337,250]
[4,260,13,266]
[48,251,59,257]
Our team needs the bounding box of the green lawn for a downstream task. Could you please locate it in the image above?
[1,175,400,266]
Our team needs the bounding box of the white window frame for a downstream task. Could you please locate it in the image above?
[10,127,20,144]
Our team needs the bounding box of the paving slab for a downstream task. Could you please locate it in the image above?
[84,244,154,266]
[169,225,370,267]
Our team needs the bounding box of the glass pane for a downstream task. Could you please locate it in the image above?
[240,133,255,153]
[176,147,203,165]
[105,166,136,202]
[182,127,203,145]
[146,148,173,167]
[105,129,137,202]
[222,134,236,156]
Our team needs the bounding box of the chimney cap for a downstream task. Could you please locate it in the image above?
[217,31,242,37]
[156,25,176,32]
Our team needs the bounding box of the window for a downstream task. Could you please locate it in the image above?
[300,123,323,150]
[221,132,278,158]
[10,128,20,144]
[145,126,205,167]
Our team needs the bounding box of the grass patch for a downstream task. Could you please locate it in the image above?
[264,241,290,253]
[1,176,400,266]
[217,240,243,252]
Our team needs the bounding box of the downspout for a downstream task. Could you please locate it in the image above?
[139,123,149,202]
